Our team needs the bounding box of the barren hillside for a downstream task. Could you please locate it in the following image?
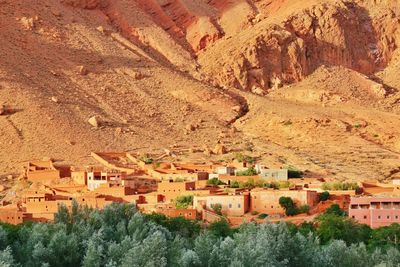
[1,0,400,182]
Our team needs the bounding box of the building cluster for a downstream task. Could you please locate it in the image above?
[1,152,400,228]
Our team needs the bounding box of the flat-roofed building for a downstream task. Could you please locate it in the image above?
[26,160,60,184]
[87,168,125,191]
[255,165,288,181]
[250,189,318,215]
[193,193,250,216]
[349,197,400,228]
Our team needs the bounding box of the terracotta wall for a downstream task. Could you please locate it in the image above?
[27,170,60,183]
[194,194,249,216]
[0,209,25,224]
[250,190,318,215]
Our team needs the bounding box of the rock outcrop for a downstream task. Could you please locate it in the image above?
[198,0,400,93]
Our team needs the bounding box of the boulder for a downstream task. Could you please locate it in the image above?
[88,116,100,128]
[78,65,89,75]
[213,144,227,155]
[51,96,59,103]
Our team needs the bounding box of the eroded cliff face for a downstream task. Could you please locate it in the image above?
[198,0,400,93]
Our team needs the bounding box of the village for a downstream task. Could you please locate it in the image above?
[1,151,400,229]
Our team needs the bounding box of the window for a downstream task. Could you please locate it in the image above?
[387,216,390,219]
[396,216,399,219]
[378,216,381,219]
[271,205,273,208]
[238,204,241,208]
[352,216,355,219]
[188,213,192,216]
[363,216,367,219]
[229,204,232,208]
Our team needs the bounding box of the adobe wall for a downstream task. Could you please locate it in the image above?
[219,175,261,184]
[156,208,197,220]
[250,190,318,215]
[194,194,249,216]
[72,171,87,185]
[27,170,60,183]
[0,209,25,224]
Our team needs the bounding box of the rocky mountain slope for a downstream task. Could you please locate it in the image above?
[1,0,400,182]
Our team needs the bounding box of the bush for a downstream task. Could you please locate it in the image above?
[230,180,240,188]
[298,205,310,214]
[279,197,308,216]
[325,204,346,216]
[138,155,153,164]
[321,182,359,191]
[234,153,256,164]
[251,211,259,215]
[236,167,257,176]
[174,195,193,209]
[286,166,303,178]
[319,191,330,202]
[211,203,222,215]
[258,213,268,219]
[209,219,232,237]
[207,178,225,186]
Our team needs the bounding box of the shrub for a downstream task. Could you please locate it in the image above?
[258,213,268,219]
[279,197,308,216]
[285,166,303,178]
[230,181,240,188]
[251,211,259,215]
[211,203,222,215]
[207,178,225,186]
[321,182,359,191]
[325,204,346,216]
[174,195,193,209]
[319,191,330,202]
[209,219,232,237]
[234,153,256,164]
[298,205,310,214]
[138,155,153,164]
[236,167,257,176]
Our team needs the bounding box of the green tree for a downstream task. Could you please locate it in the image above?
[82,231,105,267]
[211,203,222,215]
[236,167,257,176]
[369,223,400,250]
[325,204,346,216]
[316,214,371,245]
[207,178,225,186]
[209,220,232,238]
[174,195,193,209]
[279,196,299,216]
[319,191,330,202]
[0,247,17,267]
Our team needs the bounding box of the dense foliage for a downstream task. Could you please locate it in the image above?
[321,182,360,191]
[319,191,330,201]
[279,196,309,216]
[174,196,194,209]
[235,167,257,176]
[0,202,400,267]
[206,178,225,186]
[234,153,256,164]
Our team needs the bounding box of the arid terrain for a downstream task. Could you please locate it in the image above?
[1,0,400,182]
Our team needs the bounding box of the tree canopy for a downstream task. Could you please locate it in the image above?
[0,202,399,267]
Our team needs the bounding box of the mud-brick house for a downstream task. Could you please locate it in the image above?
[193,192,250,217]
[349,196,400,228]
[250,189,319,215]
[87,167,125,191]
[26,160,60,183]
[0,205,29,224]
[138,202,197,220]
